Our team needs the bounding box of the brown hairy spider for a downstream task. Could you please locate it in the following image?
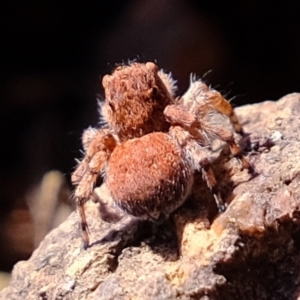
[72,62,252,249]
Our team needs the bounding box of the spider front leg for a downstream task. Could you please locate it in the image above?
[164,104,252,173]
[205,89,244,136]
[181,79,245,136]
[72,128,117,248]
[186,138,225,211]
[199,157,225,212]
[202,123,253,173]
[71,127,98,185]
[168,126,225,212]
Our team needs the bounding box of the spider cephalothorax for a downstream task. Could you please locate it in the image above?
[101,62,175,140]
[72,62,251,248]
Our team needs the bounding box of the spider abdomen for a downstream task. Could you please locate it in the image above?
[106,132,194,219]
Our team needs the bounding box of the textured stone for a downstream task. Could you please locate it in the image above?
[2,93,300,300]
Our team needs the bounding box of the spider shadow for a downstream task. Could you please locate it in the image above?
[90,212,180,262]
[89,216,151,247]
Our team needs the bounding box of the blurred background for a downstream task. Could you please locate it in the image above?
[1,0,300,281]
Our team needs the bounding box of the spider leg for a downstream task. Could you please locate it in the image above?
[205,89,244,136]
[164,104,206,144]
[81,126,98,151]
[72,129,117,248]
[71,158,88,185]
[200,157,225,212]
[202,124,253,173]
[168,125,226,212]
[74,152,109,249]
[77,201,90,249]
[164,104,252,173]
[180,79,244,135]
[71,127,106,184]
[184,137,225,211]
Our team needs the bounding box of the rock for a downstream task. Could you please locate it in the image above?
[0,273,10,292]
[2,93,300,300]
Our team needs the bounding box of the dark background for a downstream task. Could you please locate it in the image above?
[1,0,300,271]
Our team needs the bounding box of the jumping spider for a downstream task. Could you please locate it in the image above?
[72,62,252,248]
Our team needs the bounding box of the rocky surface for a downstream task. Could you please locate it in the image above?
[2,93,300,300]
